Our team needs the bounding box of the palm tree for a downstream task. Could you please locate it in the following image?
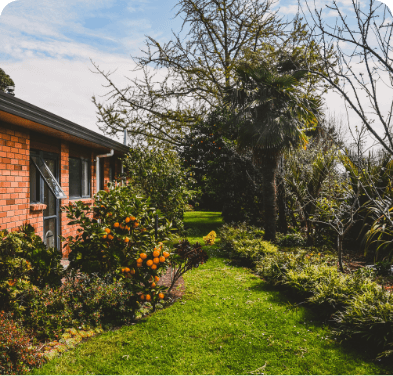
[228,63,322,241]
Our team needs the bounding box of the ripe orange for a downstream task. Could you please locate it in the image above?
[134,222,139,227]
[137,263,142,268]
[125,226,130,231]
[163,251,170,258]
[153,257,159,264]
[145,294,151,301]
[114,222,120,228]
[130,216,136,221]
[108,234,114,240]
[124,267,130,273]
[140,294,145,300]
[153,250,160,257]
[159,256,166,263]
[108,212,112,216]
[151,264,157,270]
[146,260,153,267]
[136,258,143,264]
[151,282,156,288]
[101,205,105,208]
[158,293,164,299]
[102,234,107,239]
[121,268,125,273]
[125,217,130,223]
[120,224,124,230]
[154,276,160,282]
[124,237,130,243]
[130,269,136,275]
[105,228,111,234]
[140,253,147,259]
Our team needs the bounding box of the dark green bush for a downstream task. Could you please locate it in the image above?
[0,311,44,374]
[276,232,306,247]
[24,274,135,341]
[332,285,393,358]
[0,224,64,315]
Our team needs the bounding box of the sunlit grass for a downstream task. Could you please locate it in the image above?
[33,212,390,375]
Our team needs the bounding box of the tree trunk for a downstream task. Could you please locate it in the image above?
[337,234,344,272]
[276,162,288,235]
[261,156,278,242]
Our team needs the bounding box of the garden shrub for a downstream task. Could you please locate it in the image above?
[230,238,277,266]
[203,231,216,245]
[24,274,135,341]
[332,285,393,358]
[220,223,264,253]
[122,147,197,233]
[276,232,306,247]
[0,224,64,315]
[0,311,44,375]
[256,247,393,358]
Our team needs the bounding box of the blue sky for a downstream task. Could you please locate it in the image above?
[0,0,392,144]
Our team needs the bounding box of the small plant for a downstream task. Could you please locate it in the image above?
[167,239,209,294]
[374,260,391,277]
[203,231,217,245]
[0,311,44,374]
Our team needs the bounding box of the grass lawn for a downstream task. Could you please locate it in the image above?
[34,211,391,375]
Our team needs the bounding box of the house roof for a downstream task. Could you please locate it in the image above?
[0,91,129,154]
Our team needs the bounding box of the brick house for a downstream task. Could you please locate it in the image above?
[0,90,128,257]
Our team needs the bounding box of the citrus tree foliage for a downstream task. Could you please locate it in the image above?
[62,185,172,308]
[0,67,14,92]
[92,0,288,147]
[180,109,264,224]
[122,147,197,232]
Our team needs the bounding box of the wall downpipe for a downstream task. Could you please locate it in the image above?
[96,149,114,194]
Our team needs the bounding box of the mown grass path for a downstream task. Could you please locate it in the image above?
[34,212,389,375]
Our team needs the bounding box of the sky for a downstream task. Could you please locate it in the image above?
[0,0,392,146]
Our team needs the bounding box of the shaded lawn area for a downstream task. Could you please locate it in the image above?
[33,212,390,375]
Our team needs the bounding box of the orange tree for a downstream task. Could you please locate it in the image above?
[62,184,173,311]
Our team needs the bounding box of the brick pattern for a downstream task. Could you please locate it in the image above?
[0,124,44,236]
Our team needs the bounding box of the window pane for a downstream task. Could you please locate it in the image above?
[82,160,90,197]
[31,155,67,199]
[69,158,81,198]
[30,162,40,202]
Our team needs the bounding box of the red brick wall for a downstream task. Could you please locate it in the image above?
[0,124,45,235]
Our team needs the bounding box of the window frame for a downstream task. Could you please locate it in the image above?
[69,157,91,199]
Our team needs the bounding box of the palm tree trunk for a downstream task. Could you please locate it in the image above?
[261,156,278,242]
[276,158,288,235]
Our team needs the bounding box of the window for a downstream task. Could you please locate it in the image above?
[30,153,66,202]
[69,157,90,199]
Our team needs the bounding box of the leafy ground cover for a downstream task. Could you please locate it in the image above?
[33,212,390,375]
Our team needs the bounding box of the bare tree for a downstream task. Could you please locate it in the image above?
[92,0,286,147]
[300,0,393,155]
